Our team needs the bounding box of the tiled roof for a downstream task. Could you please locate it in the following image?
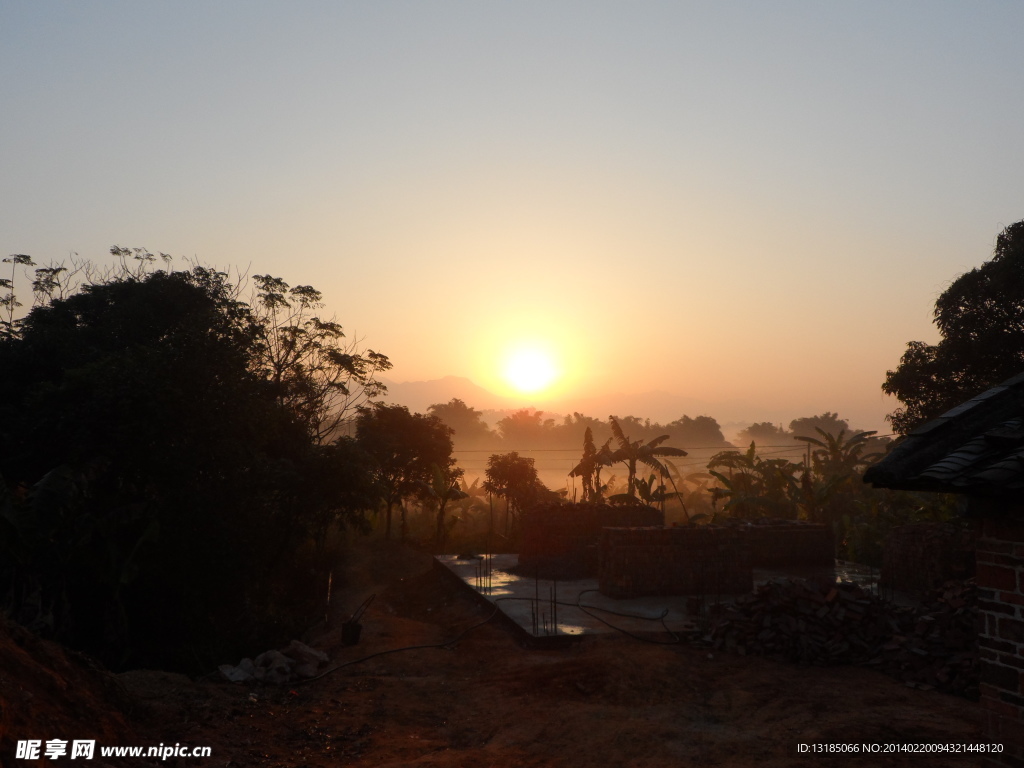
[863,373,1024,498]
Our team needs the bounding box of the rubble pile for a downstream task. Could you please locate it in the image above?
[218,639,329,684]
[709,578,978,698]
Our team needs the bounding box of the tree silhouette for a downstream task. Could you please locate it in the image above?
[496,409,556,446]
[482,451,547,535]
[707,442,801,519]
[736,422,790,445]
[355,403,455,541]
[427,398,493,446]
[607,416,687,499]
[0,263,374,670]
[789,412,850,440]
[251,274,391,443]
[420,462,467,552]
[884,220,1024,433]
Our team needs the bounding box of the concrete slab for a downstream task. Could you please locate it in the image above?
[435,554,905,642]
[436,554,697,641]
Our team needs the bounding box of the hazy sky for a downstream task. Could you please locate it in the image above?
[4,2,1024,433]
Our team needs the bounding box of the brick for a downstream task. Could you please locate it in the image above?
[998,617,1024,644]
[981,660,1022,693]
[978,552,1024,568]
[983,517,1024,540]
[999,591,1024,607]
[979,564,1019,591]
[996,653,1024,671]
[982,599,1018,615]
[999,688,1024,709]
[982,683,1006,701]
[982,695,1022,719]
[979,538,1018,555]
[981,635,1018,653]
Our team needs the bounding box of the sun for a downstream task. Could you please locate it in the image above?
[502,346,558,394]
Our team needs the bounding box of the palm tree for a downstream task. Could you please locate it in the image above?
[607,416,688,500]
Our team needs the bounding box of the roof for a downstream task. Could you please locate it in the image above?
[863,372,1024,498]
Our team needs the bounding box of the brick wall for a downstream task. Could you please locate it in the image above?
[730,519,835,568]
[975,516,1024,768]
[881,522,976,596]
[518,502,663,577]
[598,526,752,598]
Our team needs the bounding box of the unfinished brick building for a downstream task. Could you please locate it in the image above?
[518,501,663,578]
[865,372,1024,767]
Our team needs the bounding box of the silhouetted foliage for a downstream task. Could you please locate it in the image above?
[568,427,614,503]
[663,415,729,446]
[355,403,455,541]
[708,443,802,519]
[607,416,687,499]
[0,262,377,670]
[482,452,551,536]
[736,421,791,445]
[884,220,1024,433]
[496,409,556,446]
[251,274,391,443]
[789,412,850,440]
[427,398,494,446]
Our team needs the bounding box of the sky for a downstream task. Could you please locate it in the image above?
[4,1,1024,434]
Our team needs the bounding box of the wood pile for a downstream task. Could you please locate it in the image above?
[709,578,978,698]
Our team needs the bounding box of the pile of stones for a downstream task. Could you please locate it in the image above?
[709,578,977,698]
[218,639,329,684]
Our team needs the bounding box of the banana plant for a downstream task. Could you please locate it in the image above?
[568,427,615,502]
[609,473,684,510]
[795,428,883,478]
[607,417,687,500]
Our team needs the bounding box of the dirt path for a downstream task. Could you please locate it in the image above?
[117,543,982,767]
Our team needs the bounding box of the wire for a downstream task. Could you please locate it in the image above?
[299,585,687,685]
[573,589,682,645]
[489,593,684,647]
[297,602,502,684]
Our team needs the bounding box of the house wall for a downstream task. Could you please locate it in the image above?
[598,526,752,598]
[975,514,1024,768]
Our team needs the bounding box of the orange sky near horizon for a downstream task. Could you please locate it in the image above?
[4,3,1024,434]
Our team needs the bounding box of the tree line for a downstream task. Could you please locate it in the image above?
[3,217,1022,670]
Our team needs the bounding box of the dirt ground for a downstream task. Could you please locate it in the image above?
[3,541,985,767]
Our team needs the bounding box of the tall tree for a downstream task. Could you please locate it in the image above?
[427,398,494,446]
[664,415,729,446]
[884,220,1024,433]
[496,409,556,447]
[789,412,850,440]
[251,274,391,443]
[736,422,790,445]
[0,263,375,670]
[482,451,547,534]
[355,403,455,540]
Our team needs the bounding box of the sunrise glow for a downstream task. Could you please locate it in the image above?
[502,346,559,394]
